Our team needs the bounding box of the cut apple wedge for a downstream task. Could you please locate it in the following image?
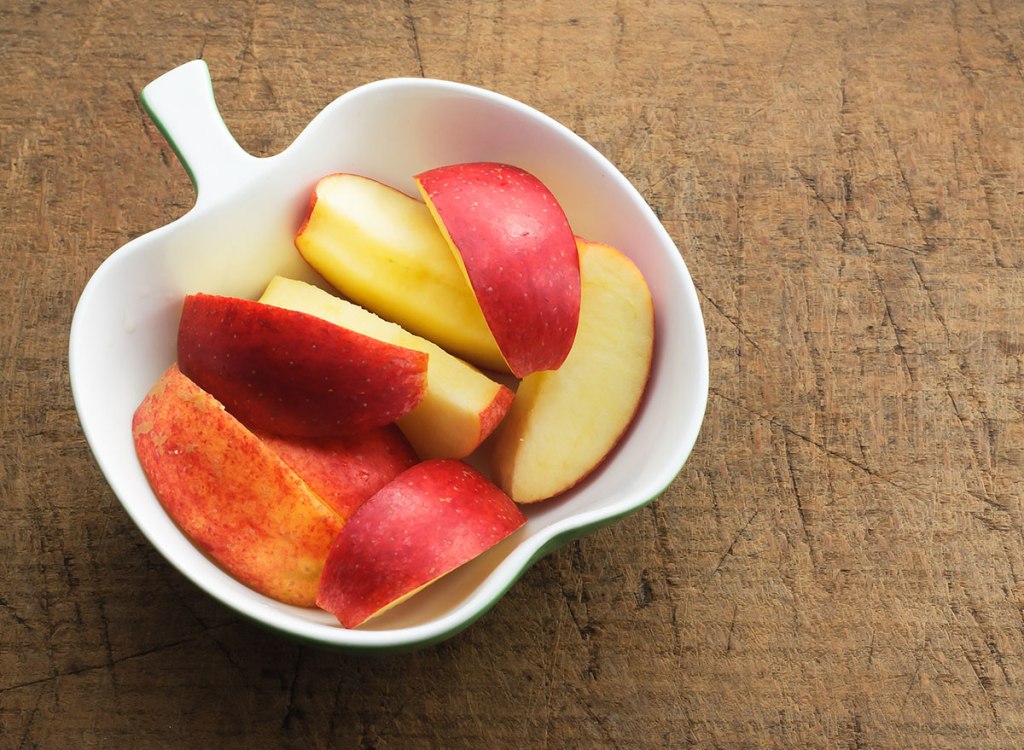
[415,162,581,377]
[177,293,428,437]
[316,459,526,628]
[132,365,345,607]
[294,173,508,373]
[259,276,513,460]
[256,425,418,522]
[491,239,655,503]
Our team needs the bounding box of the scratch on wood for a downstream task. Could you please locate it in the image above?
[782,442,806,531]
[776,27,799,78]
[635,569,655,609]
[725,603,738,654]
[670,604,684,663]
[781,428,813,552]
[694,283,761,351]
[231,0,277,105]
[945,386,1005,513]
[13,680,46,750]
[561,584,590,642]
[0,623,241,695]
[404,0,426,77]
[281,648,304,730]
[698,0,728,53]
[558,544,601,682]
[968,0,1024,82]
[852,713,866,750]
[792,166,844,232]
[872,267,917,384]
[647,500,677,574]
[950,0,980,81]
[913,258,950,340]
[709,387,906,490]
[871,240,929,256]
[965,600,1012,685]
[613,1,626,54]
[710,508,762,579]
[959,643,1002,724]
[576,689,624,750]
[878,119,936,252]
[206,630,251,687]
[0,595,31,630]
[899,638,928,715]
[125,80,154,137]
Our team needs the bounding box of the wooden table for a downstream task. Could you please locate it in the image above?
[4,1,1023,747]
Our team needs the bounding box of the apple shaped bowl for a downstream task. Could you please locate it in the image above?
[69,60,709,653]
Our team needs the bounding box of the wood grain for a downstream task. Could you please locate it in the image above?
[3,0,1024,747]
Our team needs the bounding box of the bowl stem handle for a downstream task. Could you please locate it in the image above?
[141,60,264,209]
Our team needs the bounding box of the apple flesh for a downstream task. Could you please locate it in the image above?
[256,425,418,522]
[132,364,344,607]
[415,162,581,377]
[316,459,526,628]
[177,293,428,437]
[294,173,508,372]
[491,239,655,503]
[259,276,514,459]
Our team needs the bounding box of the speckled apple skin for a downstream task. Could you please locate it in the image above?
[177,293,428,437]
[257,425,418,522]
[316,459,526,628]
[132,365,345,607]
[415,163,581,377]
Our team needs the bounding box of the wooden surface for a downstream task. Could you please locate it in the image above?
[3,1,1024,747]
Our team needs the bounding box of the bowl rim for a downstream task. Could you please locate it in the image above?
[70,61,709,652]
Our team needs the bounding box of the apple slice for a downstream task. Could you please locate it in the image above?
[256,425,418,522]
[491,239,655,503]
[316,459,526,628]
[132,364,344,607]
[295,173,508,372]
[415,162,581,377]
[177,293,428,438]
[259,276,513,459]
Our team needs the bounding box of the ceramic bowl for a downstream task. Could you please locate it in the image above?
[69,60,708,653]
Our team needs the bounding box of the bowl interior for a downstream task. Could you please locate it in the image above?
[70,74,708,648]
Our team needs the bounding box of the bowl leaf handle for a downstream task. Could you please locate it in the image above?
[141,60,264,209]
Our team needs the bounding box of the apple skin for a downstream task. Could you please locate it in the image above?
[132,364,344,607]
[491,238,655,503]
[316,459,526,628]
[259,276,514,459]
[256,425,418,522]
[415,162,581,377]
[177,293,428,437]
[294,173,508,373]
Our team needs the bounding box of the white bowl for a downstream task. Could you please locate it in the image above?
[69,60,708,653]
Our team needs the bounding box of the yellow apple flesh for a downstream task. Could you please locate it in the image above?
[259,276,513,460]
[491,239,655,503]
[294,173,508,373]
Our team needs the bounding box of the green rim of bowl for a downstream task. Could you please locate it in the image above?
[130,64,699,654]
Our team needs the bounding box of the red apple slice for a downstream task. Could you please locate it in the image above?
[177,293,428,437]
[259,276,513,459]
[316,459,526,628]
[415,162,581,377]
[132,365,344,606]
[256,425,418,522]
